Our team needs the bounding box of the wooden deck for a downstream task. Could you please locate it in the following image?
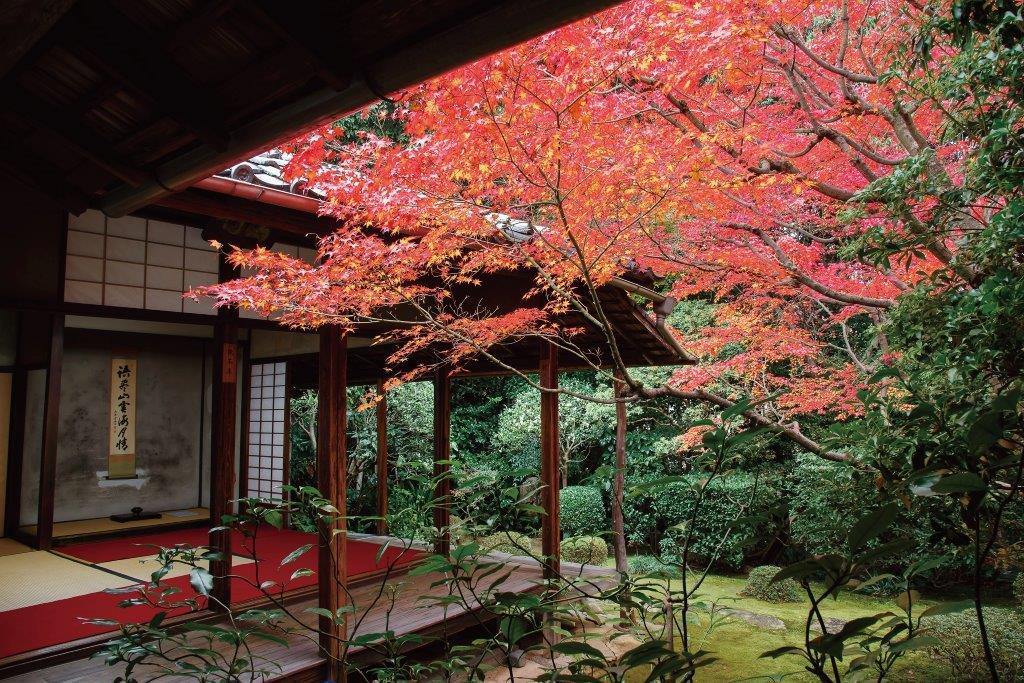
[5,547,615,682]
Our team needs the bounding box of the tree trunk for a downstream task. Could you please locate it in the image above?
[612,373,628,574]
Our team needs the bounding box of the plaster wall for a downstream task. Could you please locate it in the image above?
[21,334,212,524]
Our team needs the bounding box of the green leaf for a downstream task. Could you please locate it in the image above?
[264,510,283,530]
[189,568,214,596]
[770,559,820,584]
[919,600,974,619]
[889,635,940,653]
[552,641,605,658]
[967,411,1004,452]
[857,538,916,566]
[931,472,987,494]
[279,544,312,567]
[847,504,899,553]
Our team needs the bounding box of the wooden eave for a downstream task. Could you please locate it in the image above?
[0,0,625,218]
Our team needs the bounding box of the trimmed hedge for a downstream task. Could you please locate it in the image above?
[739,565,801,603]
[479,531,533,556]
[560,536,609,565]
[927,607,1024,681]
[654,473,775,570]
[559,486,606,537]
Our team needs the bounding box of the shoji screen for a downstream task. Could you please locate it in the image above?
[245,362,288,499]
[63,210,219,315]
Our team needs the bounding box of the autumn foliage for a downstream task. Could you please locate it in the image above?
[200,0,976,453]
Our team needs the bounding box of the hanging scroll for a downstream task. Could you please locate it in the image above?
[109,358,137,478]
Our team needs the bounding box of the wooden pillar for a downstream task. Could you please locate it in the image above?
[3,368,26,539]
[210,317,238,605]
[432,367,451,556]
[539,342,560,579]
[35,314,64,550]
[317,326,348,683]
[612,370,629,574]
[375,379,388,535]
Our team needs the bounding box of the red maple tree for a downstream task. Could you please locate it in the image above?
[199,0,975,461]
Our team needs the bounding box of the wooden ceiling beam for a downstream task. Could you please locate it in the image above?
[250,1,353,91]
[0,0,76,80]
[70,1,230,150]
[165,0,238,53]
[7,85,152,186]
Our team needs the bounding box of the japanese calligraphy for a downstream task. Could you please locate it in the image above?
[108,357,137,478]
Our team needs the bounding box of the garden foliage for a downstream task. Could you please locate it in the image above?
[560,536,609,565]
[739,565,801,603]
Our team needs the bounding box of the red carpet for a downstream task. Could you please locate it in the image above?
[0,528,423,660]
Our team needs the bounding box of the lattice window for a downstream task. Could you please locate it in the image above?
[63,209,219,314]
[246,362,288,499]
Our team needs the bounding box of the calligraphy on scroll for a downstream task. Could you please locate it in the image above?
[108,358,137,478]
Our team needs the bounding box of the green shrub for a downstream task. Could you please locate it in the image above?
[788,454,976,582]
[627,554,681,578]
[479,531,533,556]
[1014,573,1024,607]
[560,536,609,565]
[560,486,606,537]
[739,565,801,603]
[654,473,776,570]
[926,607,1024,681]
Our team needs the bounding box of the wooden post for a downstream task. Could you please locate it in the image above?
[210,317,238,606]
[611,370,629,575]
[3,368,26,539]
[317,326,348,683]
[433,367,451,556]
[35,314,63,550]
[539,341,560,579]
[375,379,388,535]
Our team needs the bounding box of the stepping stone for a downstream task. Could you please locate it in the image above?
[721,607,787,631]
[809,617,847,634]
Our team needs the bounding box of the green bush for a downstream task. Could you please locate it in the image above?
[739,565,801,603]
[926,607,1024,681]
[560,486,606,537]
[627,554,681,578]
[788,454,976,582]
[1014,573,1024,607]
[654,473,776,570]
[560,536,609,565]
[479,531,533,556]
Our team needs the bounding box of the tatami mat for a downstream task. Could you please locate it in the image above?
[20,507,210,538]
[0,537,32,557]
[0,551,135,611]
[100,554,254,582]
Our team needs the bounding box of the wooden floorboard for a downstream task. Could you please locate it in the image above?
[4,552,614,682]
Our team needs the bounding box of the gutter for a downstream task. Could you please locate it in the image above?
[193,176,323,213]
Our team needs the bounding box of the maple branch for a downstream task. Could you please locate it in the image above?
[636,384,850,463]
[772,25,878,84]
